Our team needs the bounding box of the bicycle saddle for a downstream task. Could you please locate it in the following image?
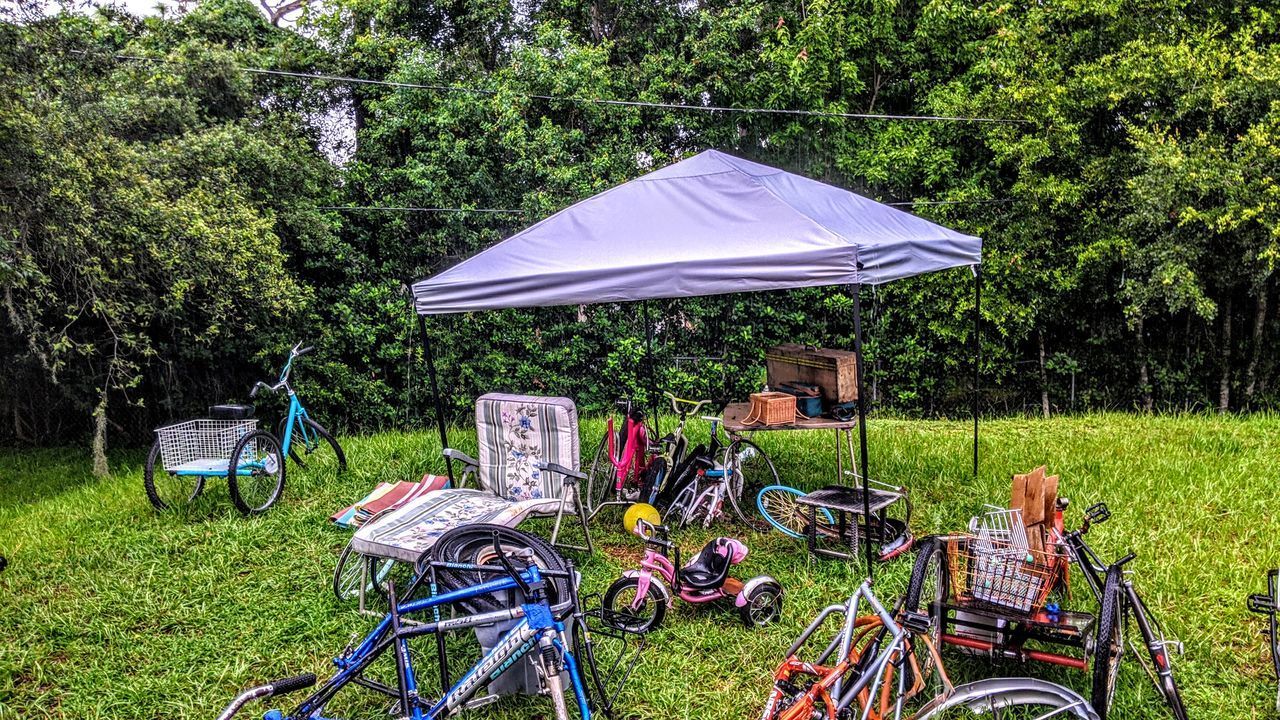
[680,537,746,590]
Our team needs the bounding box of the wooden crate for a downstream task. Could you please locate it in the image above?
[765,344,859,405]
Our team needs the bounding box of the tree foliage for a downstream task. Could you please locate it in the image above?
[2,0,1279,463]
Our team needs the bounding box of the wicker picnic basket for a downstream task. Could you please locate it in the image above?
[741,391,797,426]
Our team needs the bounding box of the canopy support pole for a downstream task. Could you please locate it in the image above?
[418,314,454,483]
[643,300,659,436]
[851,285,875,579]
[973,267,982,478]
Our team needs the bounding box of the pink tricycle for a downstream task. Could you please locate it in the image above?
[601,519,783,633]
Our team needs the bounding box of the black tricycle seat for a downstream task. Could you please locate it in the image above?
[209,404,255,420]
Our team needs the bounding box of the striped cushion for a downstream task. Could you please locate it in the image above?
[349,489,547,563]
[475,394,579,502]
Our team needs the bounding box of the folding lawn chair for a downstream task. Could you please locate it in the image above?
[334,394,593,611]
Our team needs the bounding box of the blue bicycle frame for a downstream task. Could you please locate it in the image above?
[273,563,591,720]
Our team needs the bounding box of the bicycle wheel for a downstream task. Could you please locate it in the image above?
[724,438,779,526]
[227,430,286,515]
[667,482,699,528]
[586,432,614,512]
[424,524,571,615]
[332,545,394,602]
[601,576,668,633]
[1124,588,1188,720]
[919,677,1100,719]
[1090,566,1124,719]
[903,537,948,682]
[756,485,836,539]
[279,417,346,471]
[143,439,204,511]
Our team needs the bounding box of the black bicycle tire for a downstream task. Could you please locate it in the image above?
[226,430,286,515]
[737,580,783,628]
[279,417,347,471]
[1125,588,1189,720]
[724,438,779,526]
[601,576,666,633]
[656,443,705,509]
[1091,566,1124,719]
[424,524,570,614]
[143,439,204,511]
[586,432,612,512]
[903,536,948,687]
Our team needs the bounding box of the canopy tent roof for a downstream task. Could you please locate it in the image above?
[412,149,981,315]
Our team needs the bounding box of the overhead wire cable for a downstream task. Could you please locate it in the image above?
[81,51,1029,125]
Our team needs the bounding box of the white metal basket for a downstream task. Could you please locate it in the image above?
[155,419,257,473]
[968,505,1030,557]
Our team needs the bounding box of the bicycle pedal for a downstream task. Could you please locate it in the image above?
[1085,503,1110,524]
[463,694,501,710]
[899,611,932,634]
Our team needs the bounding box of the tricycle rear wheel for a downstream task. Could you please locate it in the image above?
[738,579,783,628]
[143,439,205,511]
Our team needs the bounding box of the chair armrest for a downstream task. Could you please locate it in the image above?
[443,448,480,468]
[537,461,587,482]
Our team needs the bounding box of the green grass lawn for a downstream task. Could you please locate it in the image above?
[2,413,1278,719]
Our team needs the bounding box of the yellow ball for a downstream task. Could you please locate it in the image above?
[623,503,662,535]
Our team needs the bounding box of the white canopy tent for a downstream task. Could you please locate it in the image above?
[411,149,983,573]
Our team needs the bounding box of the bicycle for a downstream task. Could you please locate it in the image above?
[762,579,1099,720]
[586,398,657,517]
[657,401,779,528]
[219,526,625,720]
[144,342,344,515]
[1248,569,1280,712]
[905,500,1187,720]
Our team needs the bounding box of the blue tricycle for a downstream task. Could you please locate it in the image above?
[143,342,345,514]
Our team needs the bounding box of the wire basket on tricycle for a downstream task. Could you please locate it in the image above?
[903,468,1187,720]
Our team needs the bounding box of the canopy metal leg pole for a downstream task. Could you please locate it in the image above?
[643,300,659,436]
[851,286,874,579]
[418,314,454,483]
[973,268,982,479]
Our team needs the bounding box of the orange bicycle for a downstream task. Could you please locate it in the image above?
[762,580,1099,720]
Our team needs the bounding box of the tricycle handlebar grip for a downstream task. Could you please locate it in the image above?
[269,673,316,697]
[296,346,315,357]
[249,384,260,398]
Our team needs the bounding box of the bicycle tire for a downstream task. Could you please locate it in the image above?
[586,432,613,512]
[332,544,394,602]
[423,524,571,615]
[724,438,779,527]
[279,417,347,471]
[903,537,948,683]
[143,439,204,511]
[1124,587,1189,720]
[226,430,286,515]
[601,576,668,633]
[918,677,1100,719]
[667,482,699,529]
[1091,566,1124,719]
[756,485,836,539]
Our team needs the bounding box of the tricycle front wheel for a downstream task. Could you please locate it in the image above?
[602,576,667,634]
[143,440,205,511]
[227,430,286,515]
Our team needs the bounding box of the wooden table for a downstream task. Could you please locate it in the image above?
[722,401,862,485]
[723,402,911,563]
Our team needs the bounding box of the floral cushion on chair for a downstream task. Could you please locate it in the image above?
[474,394,579,503]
